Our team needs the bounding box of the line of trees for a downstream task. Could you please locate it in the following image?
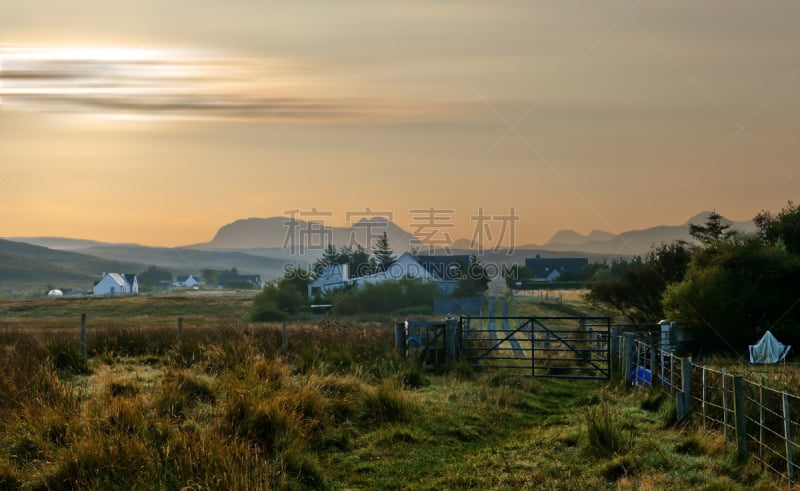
[312,232,396,278]
[587,204,800,354]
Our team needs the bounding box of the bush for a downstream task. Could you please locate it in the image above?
[361,382,413,424]
[585,403,634,457]
[325,279,438,315]
[47,340,90,376]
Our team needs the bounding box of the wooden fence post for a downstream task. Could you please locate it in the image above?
[624,332,635,386]
[609,327,619,373]
[445,317,458,363]
[395,322,406,357]
[702,365,707,430]
[178,317,183,339]
[760,376,765,466]
[649,332,657,388]
[733,376,748,458]
[80,313,87,358]
[783,392,795,484]
[723,369,730,442]
[677,358,692,420]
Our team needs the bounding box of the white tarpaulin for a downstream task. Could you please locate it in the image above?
[749,331,791,364]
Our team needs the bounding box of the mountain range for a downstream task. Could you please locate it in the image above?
[2,211,756,294]
[537,212,756,255]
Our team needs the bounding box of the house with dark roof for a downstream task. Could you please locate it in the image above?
[93,272,139,295]
[174,274,202,288]
[415,254,474,294]
[524,255,588,282]
[307,252,469,298]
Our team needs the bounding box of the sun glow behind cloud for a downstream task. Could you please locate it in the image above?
[0,45,381,123]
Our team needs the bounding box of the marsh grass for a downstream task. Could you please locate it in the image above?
[0,295,790,489]
[585,402,635,457]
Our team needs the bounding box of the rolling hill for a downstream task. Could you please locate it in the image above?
[0,239,146,293]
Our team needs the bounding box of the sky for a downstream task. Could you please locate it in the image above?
[1,1,799,249]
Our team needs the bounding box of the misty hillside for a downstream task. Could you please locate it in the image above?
[0,239,146,291]
[80,244,289,280]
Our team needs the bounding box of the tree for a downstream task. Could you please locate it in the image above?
[663,237,800,353]
[313,244,340,276]
[251,268,312,321]
[371,232,396,273]
[689,210,731,245]
[453,259,490,297]
[586,242,691,323]
[754,201,800,256]
[138,265,172,287]
[502,264,532,288]
[347,244,372,277]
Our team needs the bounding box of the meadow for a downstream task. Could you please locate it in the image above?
[0,293,790,489]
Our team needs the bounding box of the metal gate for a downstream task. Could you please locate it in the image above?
[460,316,612,379]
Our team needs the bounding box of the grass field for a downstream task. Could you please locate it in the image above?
[0,293,790,489]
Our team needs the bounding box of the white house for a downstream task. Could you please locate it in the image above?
[93,273,139,296]
[174,274,202,288]
[307,252,443,298]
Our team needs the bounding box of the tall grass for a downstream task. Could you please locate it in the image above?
[585,402,635,457]
[0,319,417,489]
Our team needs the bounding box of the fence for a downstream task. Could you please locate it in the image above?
[618,331,800,485]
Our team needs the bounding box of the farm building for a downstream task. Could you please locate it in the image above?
[93,272,139,296]
[524,255,588,282]
[307,252,472,298]
[174,274,202,288]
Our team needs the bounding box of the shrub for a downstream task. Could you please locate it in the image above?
[585,403,634,457]
[47,340,90,376]
[602,454,636,481]
[226,396,297,453]
[640,391,665,412]
[361,382,413,424]
[399,367,431,389]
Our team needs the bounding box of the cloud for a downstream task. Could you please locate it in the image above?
[0,45,401,122]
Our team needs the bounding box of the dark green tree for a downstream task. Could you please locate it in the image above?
[138,265,172,287]
[586,242,691,323]
[689,210,731,245]
[347,244,373,277]
[663,237,800,353]
[251,268,312,321]
[371,232,396,272]
[754,201,800,256]
[453,258,490,297]
[502,264,532,288]
[313,243,341,275]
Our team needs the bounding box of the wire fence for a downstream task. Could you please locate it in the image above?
[618,332,800,485]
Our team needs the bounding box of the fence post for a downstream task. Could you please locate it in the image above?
[649,332,657,388]
[178,317,183,339]
[395,322,407,357]
[783,392,795,484]
[760,376,765,466]
[702,365,707,430]
[722,369,730,442]
[677,358,692,420]
[80,313,87,358]
[445,317,458,363]
[609,326,619,372]
[624,332,635,386]
[733,376,748,458]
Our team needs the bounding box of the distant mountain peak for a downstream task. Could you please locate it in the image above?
[544,229,613,246]
[202,216,420,252]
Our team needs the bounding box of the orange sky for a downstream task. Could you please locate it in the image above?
[1,1,799,248]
